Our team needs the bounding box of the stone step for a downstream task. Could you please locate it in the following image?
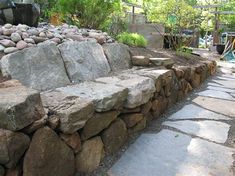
[131,56,150,66]
[149,57,175,69]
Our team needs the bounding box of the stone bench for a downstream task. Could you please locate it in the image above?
[0,39,217,175]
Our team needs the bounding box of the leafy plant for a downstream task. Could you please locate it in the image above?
[117,32,147,47]
[109,13,128,37]
[56,0,121,29]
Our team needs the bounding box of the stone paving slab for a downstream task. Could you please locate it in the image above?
[109,129,234,176]
[216,76,235,81]
[207,82,231,89]
[168,104,230,120]
[163,120,230,143]
[213,79,235,89]
[207,86,235,93]
[193,96,235,117]
[219,74,235,80]
[197,89,235,100]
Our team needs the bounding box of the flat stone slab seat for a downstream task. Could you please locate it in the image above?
[96,73,156,109]
[0,43,70,91]
[57,81,128,112]
[150,57,174,68]
[58,41,111,83]
[129,68,173,85]
[0,82,45,131]
[40,90,94,134]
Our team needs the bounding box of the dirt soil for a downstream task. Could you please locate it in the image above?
[129,46,215,66]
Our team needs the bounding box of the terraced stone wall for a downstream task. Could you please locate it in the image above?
[0,40,217,176]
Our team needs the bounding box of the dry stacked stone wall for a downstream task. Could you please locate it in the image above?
[0,24,217,176]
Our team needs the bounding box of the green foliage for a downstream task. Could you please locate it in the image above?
[177,46,193,53]
[56,0,122,29]
[117,32,147,47]
[35,0,58,21]
[109,14,128,37]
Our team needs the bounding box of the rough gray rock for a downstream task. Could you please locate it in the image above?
[0,85,45,131]
[0,129,30,168]
[96,74,156,108]
[57,81,128,112]
[41,90,94,134]
[103,43,131,71]
[102,118,127,154]
[81,111,120,140]
[58,41,111,83]
[23,127,75,176]
[0,43,70,91]
[76,136,104,173]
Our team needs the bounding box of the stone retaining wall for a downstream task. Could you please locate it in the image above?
[0,39,217,176]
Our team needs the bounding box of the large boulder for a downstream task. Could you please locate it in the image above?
[76,136,104,173]
[81,111,120,140]
[101,118,127,154]
[96,73,156,108]
[0,85,45,131]
[41,90,94,134]
[0,129,30,168]
[57,81,128,112]
[23,127,75,176]
[0,43,70,91]
[102,43,131,71]
[58,41,111,83]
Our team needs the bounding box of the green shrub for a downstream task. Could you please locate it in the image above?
[56,0,121,29]
[117,32,147,47]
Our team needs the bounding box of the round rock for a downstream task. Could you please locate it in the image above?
[0,39,16,47]
[4,47,18,54]
[16,41,28,50]
[4,24,12,29]
[11,33,22,42]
